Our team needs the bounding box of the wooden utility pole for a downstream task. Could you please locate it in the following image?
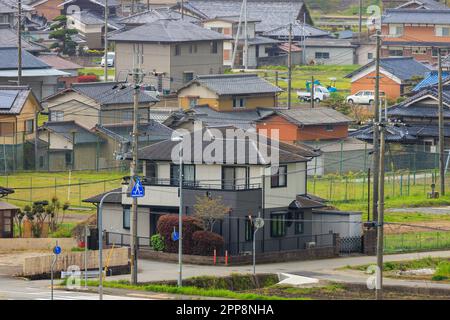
[181,0,184,20]
[104,0,109,82]
[372,30,382,222]
[243,0,248,70]
[311,76,315,109]
[130,43,143,285]
[376,121,386,300]
[287,23,293,109]
[438,48,445,196]
[359,0,363,37]
[17,0,23,86]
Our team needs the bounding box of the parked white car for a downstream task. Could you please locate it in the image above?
[346,90,385,105]
[297,86,330,102]
[101,52,115,67]
[142,84,160,99]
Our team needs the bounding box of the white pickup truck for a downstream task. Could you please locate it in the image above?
[297,86,330,102]
[346,90,385,105]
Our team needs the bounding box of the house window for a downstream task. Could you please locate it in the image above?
[0,122,14,136]
[271,165,287,188]
[145,162,157,182]
[65,152,72,167]
[325,124,334,131]
[232,97,246,108]
[436,26,450,37]
[367,52,374,60]
[122,110,133,122]
[211,41,218,54]
[24,119,34,134]
[222,166,249,190]
[432,48,449,57]
[183,72,194,83]
[123,207,130,229]
[315,52,330,59]
[389,24,404,36]
[170,164,195,186]
[295,212,304,234]
[245,217,254,241]
[210,27,223,34]
[175,44,181,56]
[188,97,198,108]
[270,212,286,237]
[412,47,427,55]
[50,111,64,122]
[388,48,403,57]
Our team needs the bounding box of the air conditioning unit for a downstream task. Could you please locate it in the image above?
[306,242,316,249]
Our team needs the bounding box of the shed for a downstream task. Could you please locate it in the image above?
[0,201,18,238]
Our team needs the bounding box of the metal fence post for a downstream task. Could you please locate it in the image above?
[400,174,403,196]
[29,177,32,204]
[54,177,57,197]
[79,179,82,206]
[344,176,348,202]
[407,172,410,196]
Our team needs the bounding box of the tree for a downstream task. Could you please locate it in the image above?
[49,15,78,55]
[23,203,49,238]
[46,196,70,232]
[14,209,25,238]
[193,195,230,232]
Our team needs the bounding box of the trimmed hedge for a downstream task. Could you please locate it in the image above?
[192,230,224,256]
[156,214,202,254]
[77,75,98,83]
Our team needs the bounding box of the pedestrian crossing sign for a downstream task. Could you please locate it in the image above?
[131,177,145,198]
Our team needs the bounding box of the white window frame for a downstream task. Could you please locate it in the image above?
[389,24,404,36]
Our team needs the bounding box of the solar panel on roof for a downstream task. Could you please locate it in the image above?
[0,90,19,110]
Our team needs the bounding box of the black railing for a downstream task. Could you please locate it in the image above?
[122,176,261,191]
[105,231,336,256]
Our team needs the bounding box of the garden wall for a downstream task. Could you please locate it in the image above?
[0,238,77,251]
[21,247,129,276]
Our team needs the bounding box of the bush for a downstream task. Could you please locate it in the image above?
[150,234,165,251]
[156,214,203,254]
[433,261,450,280]
[191,230,224,256]
[77,75,98,83]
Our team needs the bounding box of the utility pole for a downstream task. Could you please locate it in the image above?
[372,30,381,222]
[438,48,445,196]
[311,76,315,109]
[287,23,293,110]
[104,0,109,82]
[358,0,363,38]
[147,0,150,11]
[243,0,248,70]
[17,0,23,86]
[130,43,143,285]
[231,0,245,69]
[181,0,184,20]
[376,120,386,300]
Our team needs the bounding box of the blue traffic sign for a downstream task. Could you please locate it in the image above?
[131,177,145,198]
[53,246,61,255]
[172,231,179,241]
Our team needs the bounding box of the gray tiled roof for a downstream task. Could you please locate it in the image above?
[262,107,353,126]
[135,127,319,164]
[119,8,199,25]
[70,10,104,25]
[0,47,50,70]
[83,188,122,204]
[60,0,119,7]
[0,27,46,52]
[263,22,330,38]
[42,120,103,144]
[96,121,174,143]
[345,57,431,81]
[181,74,283,96]
[70,82,159,105]
[109,19,227,43]
[396,0,448,10]
[183,0,308,33]
[382,9,450,24]
[0,86,36,115]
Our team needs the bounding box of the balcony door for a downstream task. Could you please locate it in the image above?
[222,166,249,190]
[170,164,195,187]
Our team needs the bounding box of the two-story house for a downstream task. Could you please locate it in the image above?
[0,86,42,172]
[28,0,64,21]
[85,127,356,255]
[256,107,370,175]
[41,81,164,170]
[202,16,279,68]
[381,8,450,64]
[109,19,227,93]
[177,73,282,111]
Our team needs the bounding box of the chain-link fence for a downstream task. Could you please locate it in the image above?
[384,231,450,253]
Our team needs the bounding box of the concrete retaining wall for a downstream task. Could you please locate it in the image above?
[22,247,129,276]
[0,238,77,251]
[139,246,339,266]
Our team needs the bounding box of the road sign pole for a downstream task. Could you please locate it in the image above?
[51,241,61,300]
[252,215,264,276]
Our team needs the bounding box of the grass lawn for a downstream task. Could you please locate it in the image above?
[80,67,115,79]
[384,231,450,254]
[0,171,124,209]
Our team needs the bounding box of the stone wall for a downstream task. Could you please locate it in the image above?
[21,247,129,276]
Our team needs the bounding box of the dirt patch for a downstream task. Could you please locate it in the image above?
[0,251,49,275]
[384,221,450,234]
[251,283,450,300]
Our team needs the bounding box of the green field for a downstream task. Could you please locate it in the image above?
[79,67,115,79]
[0,171,124,208]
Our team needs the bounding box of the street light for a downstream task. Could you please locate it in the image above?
[172,135,184,287]
[98,190,126,300]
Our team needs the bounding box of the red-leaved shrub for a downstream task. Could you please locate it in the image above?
[156,214,203,254]
[77,75,98,83]
[192,231,224,256]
